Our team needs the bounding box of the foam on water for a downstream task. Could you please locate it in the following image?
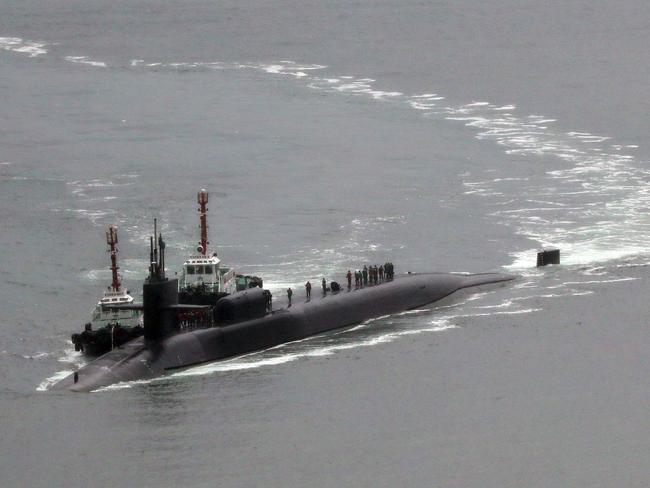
[213,59,649,271]
[551,277,639,287]
[64,56,107,68]
[7,39,650,272]
[64,176,138,227]
[37,346,90,391]
[68,208,115,225]
[449,308,542,318]
[83,258,148,283]
[241,215,407,294]
[254,64,649,270]
[57,347,87,367]
[0,36,47,57]
[37,370,73,392]
[93,379,154,392]
[21,352,50,360]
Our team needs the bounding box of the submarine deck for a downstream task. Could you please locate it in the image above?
[268,272,513,312]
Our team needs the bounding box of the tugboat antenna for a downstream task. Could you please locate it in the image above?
[197,189,209,255]
[106,225,121,292]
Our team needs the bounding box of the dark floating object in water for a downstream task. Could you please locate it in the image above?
[537,248,560,267]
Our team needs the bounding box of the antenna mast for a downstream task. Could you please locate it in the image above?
[106,226,121,292]
[198,189,209,255]
[148,218,167,281]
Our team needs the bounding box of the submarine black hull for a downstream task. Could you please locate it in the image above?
[53,272,515,392]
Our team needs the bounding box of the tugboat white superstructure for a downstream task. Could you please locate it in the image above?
[91,289,139,328]
[178,189,261,297]
[178,190,238,294]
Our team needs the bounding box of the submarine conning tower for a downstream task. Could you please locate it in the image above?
[143,220,179,341]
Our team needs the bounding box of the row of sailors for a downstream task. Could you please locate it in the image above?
[286,262,396,306]
[348,263,394,288]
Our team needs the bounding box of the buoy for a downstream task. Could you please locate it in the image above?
[537,248,560,267]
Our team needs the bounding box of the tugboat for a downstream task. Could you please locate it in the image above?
[71,226,143,355]
[178,189,263,307]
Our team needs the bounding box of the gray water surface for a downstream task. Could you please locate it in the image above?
[1,1,649,486]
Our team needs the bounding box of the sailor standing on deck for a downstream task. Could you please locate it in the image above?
[305,281,311,301]
[287,287,293,307]
[346,270,352,290]
[265,290,273,312]
[362,266,368,286]
[322,277,327,295]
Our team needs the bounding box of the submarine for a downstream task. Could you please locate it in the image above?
[53,228,515,392]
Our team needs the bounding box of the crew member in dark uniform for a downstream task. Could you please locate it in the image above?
[265,290,272,312]
[379,265,384,282]
[322,277,327,295]
[346,270,352,289]
[287,287,293,307]
[305,281,311,301]
[363,266,368,286]
[388,262,394,280]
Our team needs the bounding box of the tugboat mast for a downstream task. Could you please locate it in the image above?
[198,189,209,255]
[106,226,120,292]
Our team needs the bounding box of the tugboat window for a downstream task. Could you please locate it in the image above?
[204,265,213,274]
[195,265,204,274]
[186,266,195,274]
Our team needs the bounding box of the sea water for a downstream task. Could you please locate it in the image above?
[1,1,649,486]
